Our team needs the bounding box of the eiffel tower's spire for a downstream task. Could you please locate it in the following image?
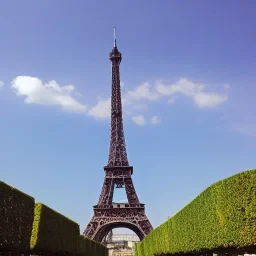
[114,26,116,47]
[107,27,129,167]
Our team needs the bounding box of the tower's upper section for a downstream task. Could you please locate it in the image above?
[109,46,122,63]
[109,28,122,64]
[107,28,129,167]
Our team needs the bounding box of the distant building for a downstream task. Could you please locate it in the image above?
[103,233,140,256]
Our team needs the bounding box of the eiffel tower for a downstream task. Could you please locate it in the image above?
[83,28,153,242]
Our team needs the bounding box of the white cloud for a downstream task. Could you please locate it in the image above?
[156,78,204,97]
[122,97,148,114]
[167,97,175,104]
[155,78,228,108]
[127,82,160,101]
[88,98,111,119]
[75,91,83,97]
[12,76,87,113]
[0,81,4,89]
[151,116,161,125]
[124,78,228,110]
[193,92,227,108]
[224,83,231,90]
[88,93,149,120]
[11,75,229,126]
[132,115,145,125]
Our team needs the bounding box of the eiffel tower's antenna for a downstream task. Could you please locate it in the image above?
[114,27,116,47]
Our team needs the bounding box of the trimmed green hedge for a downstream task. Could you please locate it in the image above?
[0,181,35,252]
[135,169,256,256]
[78,235,108,256]
[91,239,108,256]
[1,181,108,255]
[30,202,80,254]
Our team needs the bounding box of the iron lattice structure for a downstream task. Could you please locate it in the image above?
[83,37,153,242]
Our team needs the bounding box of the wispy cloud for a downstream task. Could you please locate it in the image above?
[0,81,4,89]
[155,78,228,108]
[11,76,229,126]
[12,76,87,113]
[151,116,161,125]
[88,98,111,119]
[126,82,160,101]
[223,83,231,90]
[132,115,146,126]
[10,76,256,138]
[193,92,227,108]
[232,123,256,137]
[167,97,175,104]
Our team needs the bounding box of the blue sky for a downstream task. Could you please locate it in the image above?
[0,1,256,235]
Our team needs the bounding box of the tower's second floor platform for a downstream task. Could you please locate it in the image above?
[94,202,145,209]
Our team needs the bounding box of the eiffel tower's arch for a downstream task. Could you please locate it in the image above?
[92,221,145,243]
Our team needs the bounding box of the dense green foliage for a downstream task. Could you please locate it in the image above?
[78,235,108,256]
[135,169,256,256]
[1,179,108,255]
[30,202,80,254]
[0,181,35,252]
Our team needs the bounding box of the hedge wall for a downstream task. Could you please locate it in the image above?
[0,181,35,252]
[135,169,256,256]
[1,181,108,256]
[78,235,108,256]
[30,202,80,254]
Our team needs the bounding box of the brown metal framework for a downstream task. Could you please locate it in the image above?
[83,37,153,242]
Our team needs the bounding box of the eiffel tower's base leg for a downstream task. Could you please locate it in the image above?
[83,206,152,242]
